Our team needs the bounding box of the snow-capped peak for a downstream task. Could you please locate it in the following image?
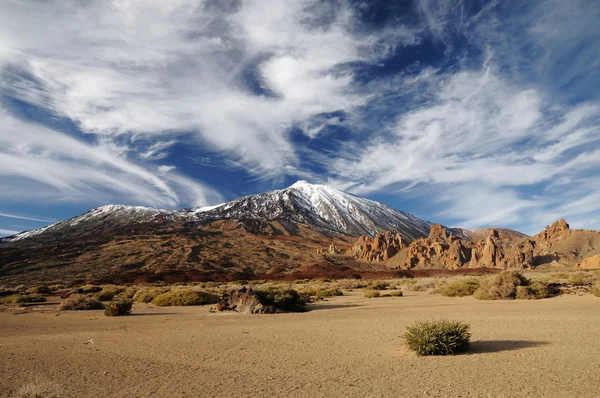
[2,181,433,244]
[194,180,432,238]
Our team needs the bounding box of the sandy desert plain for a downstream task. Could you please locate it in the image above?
[1,271,600,398]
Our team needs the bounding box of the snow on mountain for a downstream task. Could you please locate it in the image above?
[2,205,184,243]
[1,181,432,243]
[194,180,432,238]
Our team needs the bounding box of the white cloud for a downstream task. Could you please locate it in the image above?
[0,107,222,208]
[0,228,19,237]
[330,66,600,231]
[0,0,414,175]
[157,165,176,175]
[0,212,52,222]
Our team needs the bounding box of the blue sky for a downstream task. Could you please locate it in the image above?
[0,0,599,237]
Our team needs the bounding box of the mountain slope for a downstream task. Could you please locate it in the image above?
[192,180,431,239]
[0,181,438,285]
[1,181,432,246]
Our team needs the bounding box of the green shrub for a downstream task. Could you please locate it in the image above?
[254,287,306,312]
[367,281,389,290]
[296,288,317,300]
[104,299,133,316]
[151,290,218,307]
[3,294,47,304]
[59,294,105,310]
[363,290,380,298]
[315,288,343,299]
[73,285,103,294]
[133,287,168,303]
[516,281,559,299]
[568,273,594,286]
[117,287,138,299]
[473,271,530,300]
[93,286,125,301]
[442,279,480,297]
[404,319,471,356]
[389,290,403,297]
[48,284,65,292]
[26,285,51,295]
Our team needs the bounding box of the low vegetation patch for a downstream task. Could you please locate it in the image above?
[26,285,51,295]
[442,279,480,297]
[591,282,600,297]
[93,286,125,301]
[473,271,556,300]
[568,273,595,286]
[363,290,380,298]
[389,290,403,297]
[402,278,437,292]
[117,287,138,299]
[151,289,218,307]
[2,294,46,305]
[315,288,343,299]
[104,299,133,316]
[254,287,306,312]
[133,287,168,303]
[48,284,65,292]
[71,285,103,294]
[404,319,471,356]
[14,376,61,398]
[59,294,105,311]
[367,280,389,290]
[516,281,559,299]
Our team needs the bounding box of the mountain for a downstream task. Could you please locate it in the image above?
[0,181,435,285]
[193,180,431,239]
[454,228,528,243]
[2,181,431,245]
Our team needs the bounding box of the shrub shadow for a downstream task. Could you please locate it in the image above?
[130,312,180,316]
[469,340,550,354]
[306,303,361,311]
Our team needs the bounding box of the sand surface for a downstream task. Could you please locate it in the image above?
[1,291,599,397]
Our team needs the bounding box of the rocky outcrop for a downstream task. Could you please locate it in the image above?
[354,224,541,270]
[217,287,279,314]
[576,254,600,269]
[469,230,505,268]
[317,243,343,255]
[401,224,471,270]
[534,219,571,249]
[502,239,536,269]
[348,231,405,262]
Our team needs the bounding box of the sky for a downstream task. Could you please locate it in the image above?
[0,0,599,237]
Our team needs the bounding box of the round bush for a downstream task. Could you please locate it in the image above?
[363,290,380,298]
[473,271,529,300]
[404,319,471,356]
[367,281,389,290]
[105,299,133,316]
[442,279,480,297]
[3,294,47,304]
[151,290,218,306]
[59,294,105,311]
[315,288,343,299]
[254,287,306,312]
[133,287,168,303]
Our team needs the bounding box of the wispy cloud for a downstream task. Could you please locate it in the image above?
[0,106,222,208]
[0,212,52,223]
[0,228,19,237]
[0,0,415,176]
